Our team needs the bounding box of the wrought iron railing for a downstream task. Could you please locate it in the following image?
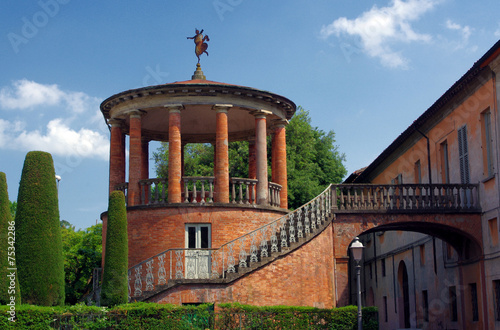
[127,185,333,300]
[333,183,480,212]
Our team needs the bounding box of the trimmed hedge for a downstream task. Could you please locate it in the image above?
[217,303,378,330]
[15,151,65,306]
[0,303,377,329]
[0,302,213,329]
[101,191,128,306]
[0,172,21,305]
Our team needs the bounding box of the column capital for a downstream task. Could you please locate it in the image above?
[272,118,289,128]
[108,118,124,127]
[164,104,185,113]
[125,109,145,118]
[212,104,233,113]
[251,109,272,118]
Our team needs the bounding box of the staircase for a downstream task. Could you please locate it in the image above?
[127,185,334,302]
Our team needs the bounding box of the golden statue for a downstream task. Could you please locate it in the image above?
[187,29,209,63]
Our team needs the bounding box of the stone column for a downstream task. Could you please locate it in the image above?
[166,104,183,203]
[128,110,143,206]
[253,110,272,205]
[213,104,232,203]
[273,119,288,209]
[108,119,125,196]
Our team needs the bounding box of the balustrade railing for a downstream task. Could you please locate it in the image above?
[127,185,333,300]
[120,177,281,207]
[230,178,257,204]
[333,183,480,212]
[268,182,282,207]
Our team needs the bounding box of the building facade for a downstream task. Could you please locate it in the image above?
[350,40,500,329]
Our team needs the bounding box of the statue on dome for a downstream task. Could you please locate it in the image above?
[187,29,209,63]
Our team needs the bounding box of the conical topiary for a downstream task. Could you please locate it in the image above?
[101,190,128,306]
[15,151,65,305]
[0,172,21,305]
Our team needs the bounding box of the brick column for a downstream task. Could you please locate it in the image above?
[273,119,288,209]
[166,104,183,203]
[253,110,271,205]
[213,104,232,203]
[128,110,143,206]
[108,119,125,195]
[271,133,276,182]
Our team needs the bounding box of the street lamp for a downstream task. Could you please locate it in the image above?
[350,237,364,330]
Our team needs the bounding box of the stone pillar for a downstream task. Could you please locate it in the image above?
[213,104,232,203]
[253,110,271,205]
[166,104,183,203]
[109,119,125,196]
[273,119,288,209]
[128,110,143,206]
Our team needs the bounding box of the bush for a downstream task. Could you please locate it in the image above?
[0,172,21,305]
[15,151,65,306]
[101,191,128,306]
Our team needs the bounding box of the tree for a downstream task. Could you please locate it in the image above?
[101,191,128,306]
[9,201,16,219]
[0,172,21,305]
[15,151,65,306]
[153,106,346,209]
[286,107,346,208]
[61,221,102,304]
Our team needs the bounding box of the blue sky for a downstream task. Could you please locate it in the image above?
[1,0,499,229]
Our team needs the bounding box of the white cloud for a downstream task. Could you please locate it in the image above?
[320,0,438,68]
[0,79,108,160]
[0,79,100,114]
[0,118,109,160]
[445,19,472,50]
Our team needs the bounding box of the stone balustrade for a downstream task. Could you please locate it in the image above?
[333,183,480,212]
[117,177,282,207]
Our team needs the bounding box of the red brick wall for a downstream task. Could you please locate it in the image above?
[150,223,335,308]
[102,205,287,267]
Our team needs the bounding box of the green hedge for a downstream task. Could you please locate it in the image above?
[217,303,378,330]
[0,303,377,329]
[0,302,213,329]
[0,172,21,305]
[101,191,128,306]
[15,151,64,306]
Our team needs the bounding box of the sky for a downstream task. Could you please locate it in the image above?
[1,0,499,230]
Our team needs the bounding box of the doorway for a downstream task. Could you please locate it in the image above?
[185,224,211,279]
[398,260,411,328]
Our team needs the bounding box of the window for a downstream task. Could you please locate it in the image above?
[422,290,429,322]
[440,141,450,183]
[415,160,422,183]
[420,244,425,266]
[369,263,373,279]
[383,296,388,322]
[494,280,500,321]
[489,218,499,246]
[381,258,386,277]
[470,283,479,322]
[482,110,494,177]
[450,286,458,322]
[458,125,470,184]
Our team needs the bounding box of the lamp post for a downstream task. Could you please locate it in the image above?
[350,237,364,330]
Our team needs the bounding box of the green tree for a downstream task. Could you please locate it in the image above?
[101,191,128,306]
[153,106,346,209]
[61,221,102,304]
[15,151,65,305]
[286,107,346,208]
[0,172,21,305]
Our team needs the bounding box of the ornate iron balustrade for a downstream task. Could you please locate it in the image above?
[333,183,480,212]
[127,185,333,300]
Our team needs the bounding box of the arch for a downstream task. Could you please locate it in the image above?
[397,260,411,328]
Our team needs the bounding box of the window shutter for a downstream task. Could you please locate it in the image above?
[458,126,470,184]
